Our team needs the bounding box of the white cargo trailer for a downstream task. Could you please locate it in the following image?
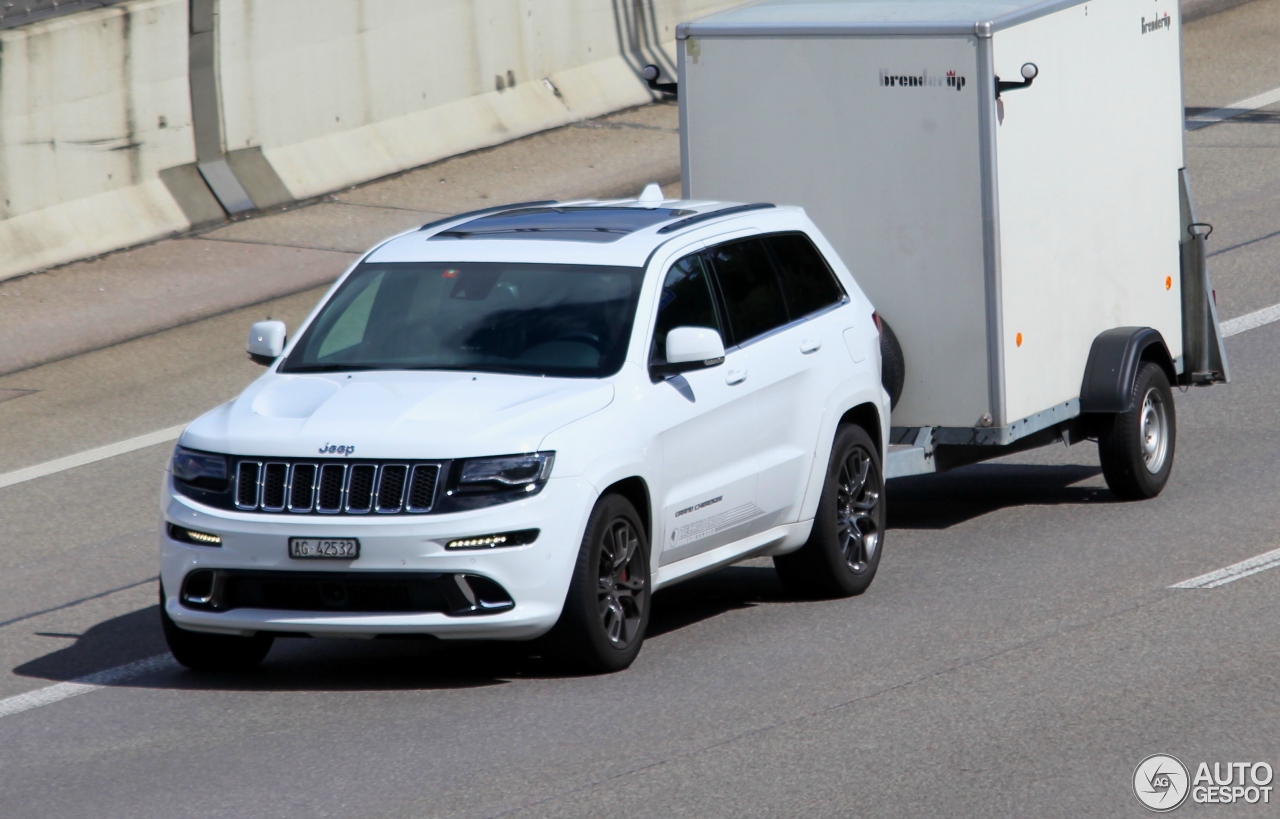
[659,0,1229,498]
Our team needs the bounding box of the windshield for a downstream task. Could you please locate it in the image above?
[281,261,644,378]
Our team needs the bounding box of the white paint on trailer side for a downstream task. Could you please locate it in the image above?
[0,655,177,720]
[993,0,1185,424]
[1170,546,1280,588]
[1185,84,1280,130]
[1220,303,1280,337]
[0,425,184,490]
[682,33,991,428]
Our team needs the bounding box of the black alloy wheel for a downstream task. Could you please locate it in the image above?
[548,494,650,673]
[774,424,885,598]
[159,585,274,672]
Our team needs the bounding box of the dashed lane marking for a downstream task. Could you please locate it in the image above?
[1186,85,1280,130]
[0,424,184,490]
[1169,546,1280,589]
[0,654,177,720]
[1220,303,1280,337]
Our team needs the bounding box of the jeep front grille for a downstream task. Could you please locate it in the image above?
[234,460,441,515]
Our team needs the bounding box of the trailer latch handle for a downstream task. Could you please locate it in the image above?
[1189,223,1213,238]
[995,63,1038,98]
[642,64,678,99]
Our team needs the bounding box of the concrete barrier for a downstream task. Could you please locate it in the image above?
[0,0,1254,284]
[0,0,194,282]
[214,0,737,202]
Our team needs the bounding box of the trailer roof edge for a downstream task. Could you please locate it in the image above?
[676,0,1091,39]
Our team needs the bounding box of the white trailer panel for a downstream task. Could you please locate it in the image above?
[679,0,1191,439]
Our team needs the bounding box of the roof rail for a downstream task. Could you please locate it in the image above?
[418,200,558,232]
[656,203,775,234]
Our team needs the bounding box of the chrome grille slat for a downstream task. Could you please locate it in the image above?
[376,465,409,513]
[406,464,440,513]
[345,464,377,513]
[288,463,318,512]
[235,462,261,510]
[316,464,346,513]
[261,463,289,511]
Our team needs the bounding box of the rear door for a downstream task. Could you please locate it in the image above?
[708,232,849,525]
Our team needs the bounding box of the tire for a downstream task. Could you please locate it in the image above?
[160,587,273,672]
[774,424,886,598]
[548,495,651,673]
[879,317,906,410]
[1097,361,1176,500]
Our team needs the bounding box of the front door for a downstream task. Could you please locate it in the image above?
[649,250,762,566]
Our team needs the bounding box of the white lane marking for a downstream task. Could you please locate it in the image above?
[1220,303,1280,337]
[0,424,184,490]
[0,654,177,720]
[1169,546,1280,589]
[1186,85,1280,130]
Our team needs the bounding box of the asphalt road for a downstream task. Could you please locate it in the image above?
[2,4,1280,816]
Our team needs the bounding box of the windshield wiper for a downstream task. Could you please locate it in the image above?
[281,363,383,373]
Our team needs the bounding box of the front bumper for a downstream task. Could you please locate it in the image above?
[160,475,597,640]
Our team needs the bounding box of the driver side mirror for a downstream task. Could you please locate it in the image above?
[651,326,725,379]
[247,320,287,366]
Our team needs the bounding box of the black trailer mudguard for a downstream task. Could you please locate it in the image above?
[1080,327,1174,414]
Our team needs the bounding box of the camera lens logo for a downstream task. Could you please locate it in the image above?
[1134,754,1190,812]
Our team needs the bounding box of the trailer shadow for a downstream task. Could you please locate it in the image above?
[11,564,789,692]
[888,462,1108,530]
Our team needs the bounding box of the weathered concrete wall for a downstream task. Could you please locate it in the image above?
[216,0,736,200]
[0,0,192,280]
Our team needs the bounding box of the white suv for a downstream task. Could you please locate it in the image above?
[160,188,889,672]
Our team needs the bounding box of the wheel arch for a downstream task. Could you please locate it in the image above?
[838,401,884,457]
[599,476,652,545]
[1080,327,1175,414]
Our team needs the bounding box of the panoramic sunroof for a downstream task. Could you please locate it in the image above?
[429,206,695,243]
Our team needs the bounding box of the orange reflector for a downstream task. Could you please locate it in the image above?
[1015,332,1023,347]
[1165,276,1172,290]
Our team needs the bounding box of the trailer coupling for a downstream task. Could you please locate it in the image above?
[642,64,678,98]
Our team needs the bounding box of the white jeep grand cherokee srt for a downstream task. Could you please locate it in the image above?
[161,188,889,673]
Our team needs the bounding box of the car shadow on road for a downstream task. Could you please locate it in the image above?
[11,564,792,691]
[888,462,1109,529]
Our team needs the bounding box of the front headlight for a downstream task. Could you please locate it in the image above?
[439,452,555,512]
[171,447,230,492]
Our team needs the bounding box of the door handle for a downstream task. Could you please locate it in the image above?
[800,338,822,354]
[725,368,748,385]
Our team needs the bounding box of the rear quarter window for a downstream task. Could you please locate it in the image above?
[766,233,847,319]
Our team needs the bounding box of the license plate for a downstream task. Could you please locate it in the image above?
[289,537,360,559]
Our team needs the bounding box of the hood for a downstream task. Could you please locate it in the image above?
[181,370,615,460]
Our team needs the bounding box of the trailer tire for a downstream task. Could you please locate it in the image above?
[774,424,884,598]
[879,318,905,410]
[1097,361,1176,500]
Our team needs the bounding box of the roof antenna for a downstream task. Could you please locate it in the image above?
[638,182,665,206]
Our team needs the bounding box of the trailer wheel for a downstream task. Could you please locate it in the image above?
[1097,361,1176,500]
[774,424,884,598]
[879,317,906,410]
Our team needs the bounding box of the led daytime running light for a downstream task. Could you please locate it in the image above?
[445,529,539,550]
[168,523,222,546]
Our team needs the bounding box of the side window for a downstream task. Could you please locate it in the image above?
[767,233,847,318]
[652,252,723,363]
[708,238,789,345]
